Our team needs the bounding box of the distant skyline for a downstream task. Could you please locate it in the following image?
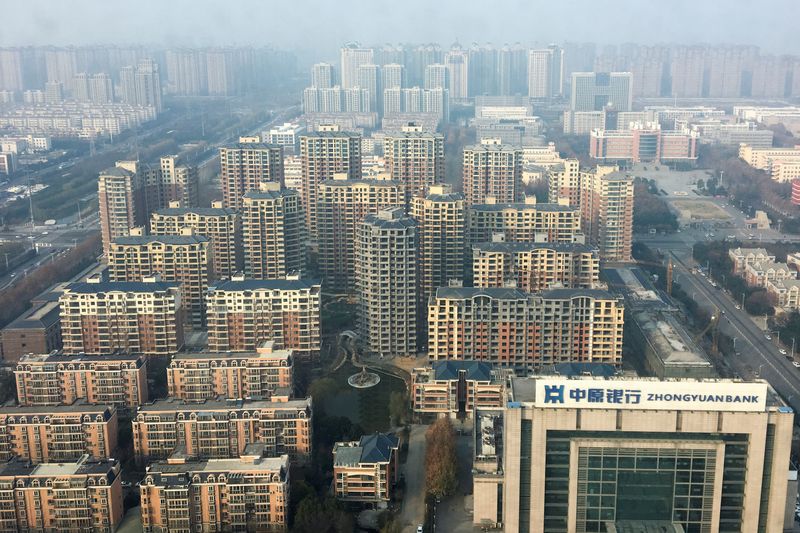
[3,0,800,55]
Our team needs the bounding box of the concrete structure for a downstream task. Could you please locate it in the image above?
[219,141,284,210]
[333,433,399,505]
[355,208,417,357]
[140,453,289,533]
[0,151,15,175]
[580,169,635,262]
[562,110,606,135]
[59,280,183,356]
[473,376,794,533]
[589,124,699,164]
[205,277,321,360]
[467,197,584,247]
[168,343,293,402]
[266,122,304,154]
[311,62,334,88]
[317,177,404,292]
[527,47,563,98]
[0,455,123,533]
[739,144,800,171]
[411,185,466,324]
[132,397,312,463]
[462,140,524,206]
[383,125,445,203]
[570,72,633,111]
[299,128,362,242]
[0,404,117,463]
[340,44,374,89]
[411,360,505,418]
[0,300,61,361]
[15,353,148,408]
[151,201,241,280]
[242,183,305,280]
[471,241,599,291]
[108,229,211,328]
[729,247,775,274]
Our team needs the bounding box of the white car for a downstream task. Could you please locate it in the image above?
[417,527,424,533]
[793,361,800,369]
[780,349,788,355]
[765,335,772,340]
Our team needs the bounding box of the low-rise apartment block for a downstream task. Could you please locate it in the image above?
[59,280,184,356]
[729,247,775,274]
[767,279,800,310]
[150,201,241,279]
[744,260,797,288]
[467,197,584,246]
[168,342,294,402]
[15,353,148,408]
[0,404,118,463]
[0,299,61,362]
[333,433,399,505]
[206,277,321,360]
[0,455,123,533]
[411,360,505,417]
[471,241,599,291]
[140,453,289,533]
[132,397,312,464]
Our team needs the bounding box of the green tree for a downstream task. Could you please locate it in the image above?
[388,390,408,427]
[696,178,704,189]
[292,496,353,533]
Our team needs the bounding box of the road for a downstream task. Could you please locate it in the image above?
[400,424,427,533]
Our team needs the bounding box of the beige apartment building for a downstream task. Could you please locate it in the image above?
[411,360,505,417]
[219,141,284,209]
[15,353,148,408]
[729,246,775,274]
[317,177,404,291]
[745,260,797,288]
[472,241,599,291]
[108,228,211,328]
[98,165,141,256]
[411,185,466,322]
[383,125,445,203]
[333,433,399,505]
[0,455,123,533]
[580,169,635,262]
[473,376,794,533]
[546,159,581,206]
[739,143,800,170]
[140,453,289,533]
[467,197,584,247]
[300,127,362,241]
[0,404,118,463]
[167,342,294,402]
[150,201,241,279]
[356,208,417,357]
[206,277,321,360]
[158,154,199,208]
[463,139,524,206]
[59,280,184,356]
[132,397,312,464]
[242,183,306,280]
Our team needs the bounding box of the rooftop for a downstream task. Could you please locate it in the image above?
[18,352,143,365]
[154,206,236,217]
[148,454,288,476]
[0,455,117,478]
[434,286,531,300]
[113,235,208,246]
[432,360,493,382]
[0,403,114,417]
[137,397,311,415]
[64,281,179,294]
[209,278,321,292]
[470,202,577,213]
[538,288,617,300]
[4,300,60,330]
[473,241,595,254]
[334,433,398,466]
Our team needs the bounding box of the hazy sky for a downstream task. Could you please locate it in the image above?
[4,0,799,55]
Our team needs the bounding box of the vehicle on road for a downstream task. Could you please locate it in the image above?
[417,526,424,533]
[765,334,772,340]
[793,361,800,368]
[780,349,788,355]
[735,304,741,310]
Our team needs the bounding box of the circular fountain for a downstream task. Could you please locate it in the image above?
[348,366,380,389]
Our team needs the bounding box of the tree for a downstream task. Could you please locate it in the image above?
[696,178,705,189]
[292,496,353,533]
[425,418,458,499]
[745,290,776,316]
[389,390,408,427]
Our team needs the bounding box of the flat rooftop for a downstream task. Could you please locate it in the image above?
[149,455,288,475]
[137,397,311,414]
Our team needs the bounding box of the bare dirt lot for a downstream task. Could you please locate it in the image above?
[670,199,732,221]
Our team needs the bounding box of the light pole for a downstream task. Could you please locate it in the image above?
[757,364,764,377]
[732,337,737,350]
[792,338,796,359]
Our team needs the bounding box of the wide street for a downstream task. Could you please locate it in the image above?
[400,424,427,533]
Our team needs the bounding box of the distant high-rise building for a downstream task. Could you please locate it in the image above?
[299,127,362,242]
[72,72,90,101]
[468,43,498,96]
[118,65,137,103]
[462,140,523,205]
[383,124,445,203]
[89,72,114,103]
[444,45,469,100]
[497,44,528,96]
[355,207,417,357]
[424,63,449,90]
[356,64,380,112]
[571,71,633,111]
[165,49,207,96]
[411,185,466,323]
[382,63,405,89]
[580,168,634,262]
[467,198,584,246]
[159,155,199,208]
[317,177,404,291]
[134,58,162,111]
[44,80,63,103]
[340,44,374,89]
[98,165,143,256]
[219,141,284,210]
[407,44,443,86]
[529,45,564,98]
[242,183,306,280]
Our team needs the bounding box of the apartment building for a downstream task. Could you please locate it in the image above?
[739,143,800,170]
[318,177,404,291]
[15,353,148,408]
[150,201,241,279]
[132,397,312,463]
[333,433,399,505]
[471,241,599,291]
[580,169,634,262]
[546,159,581,206]
[355,208,417,357]
[299,128,362,241]
[411,185,466,322]
[0,404,117,463]
[219,141,284,210]
[242,183,306,280]
[744,260,797,288]
[383,125,445,203]
[0,455,123,533]
[140,453,289,533]
[467,197,584,246]
[206,277,321,360]
[108,228,211,328]
[167,342,294,402]
[158,154,199,208]
[767,279,800,309]
[462,140,523,206]
[59,280,184,356]
[0,299,61,362]
[411,360,505,417]
[729,246,775,274]
[98,165,142,256]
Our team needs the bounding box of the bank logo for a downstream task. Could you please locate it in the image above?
[543,384,565,404]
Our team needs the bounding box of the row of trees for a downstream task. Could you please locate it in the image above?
[633,178,679,233]
[425,418,458,499]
